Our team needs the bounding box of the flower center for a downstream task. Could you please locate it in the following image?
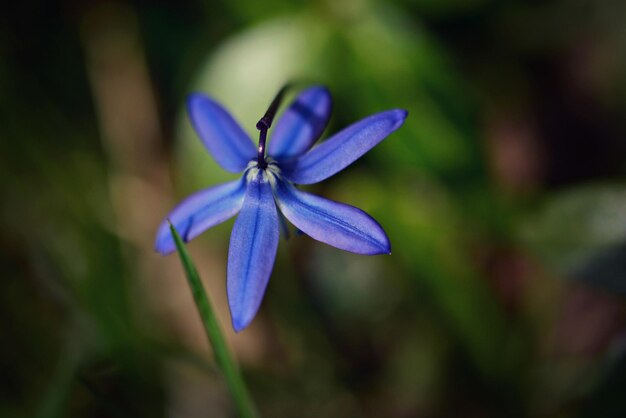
[256,84,292,169]
[245,159,280,185]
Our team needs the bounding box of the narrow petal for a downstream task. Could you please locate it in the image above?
[281,109,408,184]
[274,179,390,255]
[268,86,332,160]
[227,173,279,332]
[187,94,257,173]
[155,179,246,255]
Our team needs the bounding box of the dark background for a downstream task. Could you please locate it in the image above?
[2,0,626,417]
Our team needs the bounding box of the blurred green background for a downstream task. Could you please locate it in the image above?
[2,0,626,417]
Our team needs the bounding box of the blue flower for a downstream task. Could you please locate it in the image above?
[156,85,407,332]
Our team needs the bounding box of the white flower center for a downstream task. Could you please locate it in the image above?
[245,158,281,186]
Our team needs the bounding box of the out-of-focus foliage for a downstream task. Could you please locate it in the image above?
[523,184,626,294]
[1,0,625,417]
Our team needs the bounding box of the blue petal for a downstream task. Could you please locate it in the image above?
[187,94,257,173]
[274,179,390,255]
[155,179,246,255]
[227,173,279,332]
[281,109,408,184]
[268,86,332,160]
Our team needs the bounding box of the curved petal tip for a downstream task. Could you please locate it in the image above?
[393,109,409,127]
[232,314,252,333]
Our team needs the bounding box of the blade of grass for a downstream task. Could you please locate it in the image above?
[169,222,258,418]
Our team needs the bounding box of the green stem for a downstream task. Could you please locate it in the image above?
[169,223,258,418]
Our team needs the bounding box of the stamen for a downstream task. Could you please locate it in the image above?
[256,84,291,168]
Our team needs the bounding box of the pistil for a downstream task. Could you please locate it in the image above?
[256,84,291,169]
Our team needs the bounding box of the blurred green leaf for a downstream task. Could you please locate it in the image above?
[329,172,513,378]
[521,183,626,295]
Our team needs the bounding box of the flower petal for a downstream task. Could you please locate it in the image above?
[274,179,390,255]
[268,86,332,160]
[227,173,279,332]
[187,94,257,173]
[281,109,408,184]
[155,179,246,255]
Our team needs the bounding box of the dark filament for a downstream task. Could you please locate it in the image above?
[256,84,291,168]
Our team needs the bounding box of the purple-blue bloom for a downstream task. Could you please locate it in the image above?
[156,85,407,332]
